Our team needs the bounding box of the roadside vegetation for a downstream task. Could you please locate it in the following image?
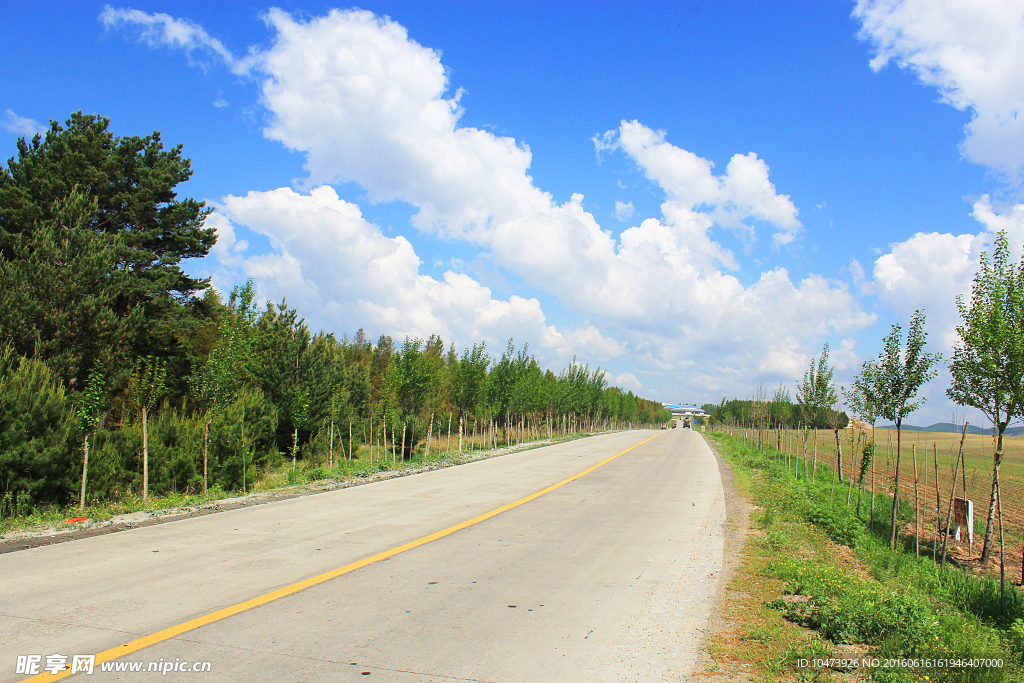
[0,113,671,526]
[0,426,603,537]
[707,430,1023,683]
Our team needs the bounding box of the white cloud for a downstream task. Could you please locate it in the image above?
[3,109,45,137]
[608,372,643,393]
[854,0,1024,181]
[205,211,243,267]
[213,185,622,364]
[100,5,237,70]
[118,6,875,398]
[873,230,982,349]
[972,195,1024,255]
[614,200,635,221]
[244,9,869,394]
[608,121,803,247]
[870,196,1024,352]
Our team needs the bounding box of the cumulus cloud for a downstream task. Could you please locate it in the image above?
[3,109,45,137]
[869,196,1024,352]
[605,121,803,248]
[854,0,1024,181]
[113,5,876,398]
[212,185,623,365]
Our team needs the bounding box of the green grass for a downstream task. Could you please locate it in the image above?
[711,431,1024,683]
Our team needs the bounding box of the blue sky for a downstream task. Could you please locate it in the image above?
[4,1,1024,426]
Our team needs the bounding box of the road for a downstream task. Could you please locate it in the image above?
[1,428,727,682]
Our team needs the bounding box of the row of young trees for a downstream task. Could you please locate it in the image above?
[0,113,668,514]
[713,230,1024,591]
[703,348,849,480]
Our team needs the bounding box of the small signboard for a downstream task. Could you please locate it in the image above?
[953,497,973,546]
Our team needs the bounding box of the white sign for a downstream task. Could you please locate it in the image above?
[953,497,974,546]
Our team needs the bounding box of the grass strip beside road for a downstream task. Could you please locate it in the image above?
[27,433,663,681]
[706,431,1024,683]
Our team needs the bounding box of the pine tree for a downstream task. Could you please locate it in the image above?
[0,113,216,386]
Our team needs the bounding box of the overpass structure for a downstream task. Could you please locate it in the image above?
[663,403,708,419]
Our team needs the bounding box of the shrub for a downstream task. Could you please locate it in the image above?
[305,466,330,481]
[0,348,76,505]
[806,502,863,548]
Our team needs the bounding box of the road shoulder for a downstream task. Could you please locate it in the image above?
[695,430,753,680]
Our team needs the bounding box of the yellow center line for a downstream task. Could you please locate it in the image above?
[28,432,663,680]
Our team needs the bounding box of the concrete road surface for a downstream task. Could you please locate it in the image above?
[1,428,726,682]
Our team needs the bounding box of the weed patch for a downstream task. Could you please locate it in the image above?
[708,430,1024,682]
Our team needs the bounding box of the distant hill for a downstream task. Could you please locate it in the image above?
[875,422,1024,437]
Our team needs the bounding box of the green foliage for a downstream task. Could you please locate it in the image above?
[76,358,106,434]
[305,466,330,482]
[1008,619,1024,660]
[947,230,1024,563]
[876,311,940,427]
[0,346,75,504]
[948,231,1024,427]
[208,387,279,490]
[714,430,1022,682]
[190,280,256,418]
[0,114,662,507]
[452,342,490,415]
[0,187,138,385]
[253,299,312,450]
[0,112,216,388]
[796,343,838,429]
[777,568,938,655]
[704,394,831,429]
[395,337,440,420]
[806,502,863,548]
[868,310,940,548]
[858,440,873,484]
[126,356,166,418]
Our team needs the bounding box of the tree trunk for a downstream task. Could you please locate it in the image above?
[997,471,1005,614]
[981,426,1005,565]
[836,428,844,484]
[941,422,968,566]
[802,426,809,480]
[913,444,920,557]
[890,420,903,551]
[933,443,941,562]
[79,434,90,511]
[142,406,149,501]
[870,424,877,530]
[830,455,837,500]
[241,411,247,492]
[459,415,464,453]
[329,413,334,469]
[203,417,210,494]
[425,412,434,459]
[348,420,353,461]
[812,427,817,482]
[401,422,406,462]
[847,427,857,507]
